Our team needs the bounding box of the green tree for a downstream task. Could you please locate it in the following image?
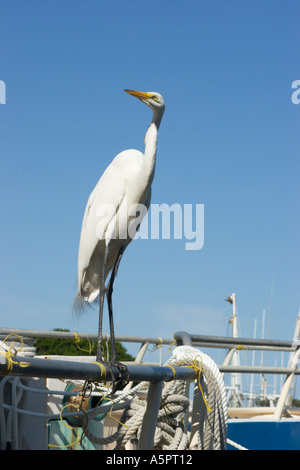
[35,328,135,362]
[292,398,300,408]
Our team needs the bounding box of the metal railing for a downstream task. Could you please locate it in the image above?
[1,327,300,449]
[1,327,299,379]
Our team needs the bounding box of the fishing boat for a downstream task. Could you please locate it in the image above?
[0,301,299,451]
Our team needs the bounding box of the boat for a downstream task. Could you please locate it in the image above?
[0,301,299,451]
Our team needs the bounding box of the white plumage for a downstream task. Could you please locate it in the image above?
[74,89,165,367]
[77,148,150,302]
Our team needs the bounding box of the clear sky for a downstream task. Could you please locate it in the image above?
[0,1,299,394]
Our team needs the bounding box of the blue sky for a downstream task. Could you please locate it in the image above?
[0,1,299,393]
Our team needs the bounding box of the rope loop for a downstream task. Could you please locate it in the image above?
[0,334,30,376]
[73,331,93,355]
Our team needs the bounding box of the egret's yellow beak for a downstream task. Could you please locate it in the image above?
[124,89,151,101]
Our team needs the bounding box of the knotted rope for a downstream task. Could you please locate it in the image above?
[85,346,228,450]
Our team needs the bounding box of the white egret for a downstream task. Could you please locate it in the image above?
[75,89,165,387]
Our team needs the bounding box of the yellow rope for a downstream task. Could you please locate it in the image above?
[166,338,177,353]
[195,369,212,413]
[0,334,30,376]
[165,365,176,381]
[166,355,211,412]
[48,403,89,449]
[91,361,107,381]
[88,390,128,429]
[73,332,92,355]
[49,358,107,448]
[107,397,128,428]
[148,337,163,354]
[153,337,162,350]
[186,357,212,413]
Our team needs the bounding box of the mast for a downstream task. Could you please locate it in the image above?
[249,318,257,407]
[260,309,267,401]
[226,293,242,405]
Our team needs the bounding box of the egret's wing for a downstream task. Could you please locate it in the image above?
[77,149,144,301]
[78,170,125,282]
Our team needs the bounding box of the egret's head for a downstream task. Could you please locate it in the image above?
[125,89,165,114]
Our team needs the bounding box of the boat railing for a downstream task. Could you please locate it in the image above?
[1,327,300,445]
[1,327,300,379]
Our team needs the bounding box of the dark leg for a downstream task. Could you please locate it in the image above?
[106,246,129,392]
[96,288,105,361]
[82,247,108,405]
[106,245,124,361]
[96,244,109,362]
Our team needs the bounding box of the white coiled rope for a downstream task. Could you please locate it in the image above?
[85,345,228,450]
[166,346,228,450]
[0,337,36,358]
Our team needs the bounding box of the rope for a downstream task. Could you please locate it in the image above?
[115,380,190,450]
[0,343,229,450]
[167,346,228,450]
[0,377,24,449]
[0,335,36,358]
[73,332,92,355]
[0,335,36,449]
[227,438,248,450]
[91,361,107,380]
[0,334,35,376]
[85,345,228,450]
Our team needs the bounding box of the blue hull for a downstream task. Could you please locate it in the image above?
[227,418,300,450]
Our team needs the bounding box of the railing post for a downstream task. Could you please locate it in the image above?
[174,331,192,346]
[273,348,300,419]
[138,380,164,450]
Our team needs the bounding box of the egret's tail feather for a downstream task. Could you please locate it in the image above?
[73,291,100,316]
[73,293,90,316]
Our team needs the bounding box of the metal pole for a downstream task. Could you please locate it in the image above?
[1,328,295,350]
[138,380,164,450]
[0,328,173,346]
[219,365,300,375]
[229,293,242,405]
[273,348,300,419]
[0,354,196,382]
[249,318,257,407]
[174,331,192,346]
[177,333,296,350]
[260,309,266,401]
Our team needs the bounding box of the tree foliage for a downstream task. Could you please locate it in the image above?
[35,328,135,362]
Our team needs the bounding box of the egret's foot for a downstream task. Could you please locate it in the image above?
[107,360,129,396]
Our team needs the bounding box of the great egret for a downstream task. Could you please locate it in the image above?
[75,89,165,387]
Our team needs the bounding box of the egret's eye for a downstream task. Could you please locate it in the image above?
[151,95,158,102]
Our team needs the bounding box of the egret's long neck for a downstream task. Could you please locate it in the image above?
[143,109,164,185]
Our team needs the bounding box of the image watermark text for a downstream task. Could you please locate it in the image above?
[291,80,300,105]
[95,198,204,251]
[0,80,6,104]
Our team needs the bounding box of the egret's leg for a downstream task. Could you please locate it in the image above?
[106,246,129,392]
[96,289,105,361]
[96,244,109,362]
[106,246,125,362]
